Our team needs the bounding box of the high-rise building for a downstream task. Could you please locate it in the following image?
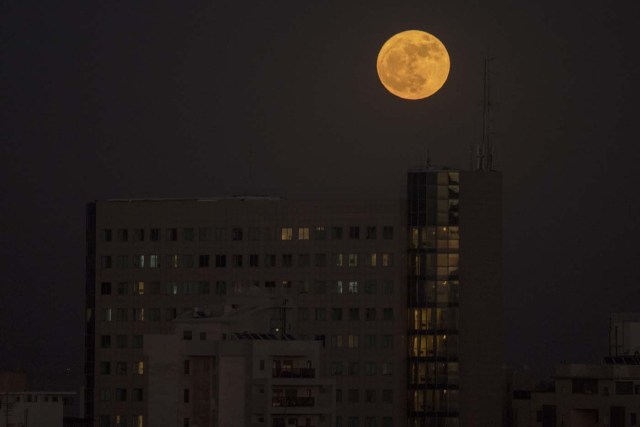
[85,167,503,427]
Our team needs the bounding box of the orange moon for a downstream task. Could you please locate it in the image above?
[377,30,450,100]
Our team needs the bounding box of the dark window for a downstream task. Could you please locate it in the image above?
[349,226,360,239]
[331,226,343,240]
[183,330,192,340]
[572,379,598,394]
[616,381,634,395]
[101,282,111,295]
[184,389,190,403]
[100,335,111,348]
[249,254,259,267]
[184,360,190,374]
[232,254,243,267]
[150,228,161,241]
[115,388,127,402]
[282,254,293,267]
[99,362,111,375]
[183,228,195,241]
[232,228,243,241]
[117,229,128,242]
[168,228,178,241]
[215,255,226,267]
[198,254,210,267]
[383,226,394,240]
[132,335,143,348]
[199,332,206,340]
[134,229,144,241]
[366,226,376,239]
[102,229,112,242]
[631,413,637,426]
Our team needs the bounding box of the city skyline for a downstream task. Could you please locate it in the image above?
[2,0,640,396]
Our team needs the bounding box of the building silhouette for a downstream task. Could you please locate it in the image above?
[85,166,503,427]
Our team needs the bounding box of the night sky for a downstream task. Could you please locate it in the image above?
[2,1,640,388]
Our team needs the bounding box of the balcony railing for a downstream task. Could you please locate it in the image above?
[272,396,315,407]
[272,368,315,378]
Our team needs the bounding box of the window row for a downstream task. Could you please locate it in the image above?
[328,334,393,349]
[99,280,395,296]
[98,387,144,402]
[99,334,143,349]
[99,360,144,375]
[336,388,394,404]
[98,415,143,427]
[329,361,393,376]
[299,307,395,322]
[99,253,395,269]
[101,226,395,243]
[335,416,394,427]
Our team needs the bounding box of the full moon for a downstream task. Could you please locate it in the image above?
[377,30,450,100]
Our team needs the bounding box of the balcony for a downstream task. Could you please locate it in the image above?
[272,368,315,378]
[272,396,315,407]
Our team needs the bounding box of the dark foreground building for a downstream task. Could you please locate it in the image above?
[85,166,503,427]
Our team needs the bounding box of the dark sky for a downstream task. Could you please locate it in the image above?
[2,1,640,387]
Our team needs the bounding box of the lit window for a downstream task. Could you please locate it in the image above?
[368,253,377,267]
[133,308,144,321]
[132,255,144,268]
[134,281,144,295]
[281,227,293,240]
[336,281,343,294]
[348,335,359,348]
[149,254,160,268]
[100,308,112,322]
[348,281,358,294]
[382,253,393,267]
[334,253,344,267]
[298,227,310,240]
[348,254,358,267]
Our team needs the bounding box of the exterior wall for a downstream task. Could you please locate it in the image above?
[406,169,503,427]
[0,393,68,427]
[458,171,504,427]
[512,364,640,427]
[87,198,404,427]
[219,355,246,427]
[610,313,640,356]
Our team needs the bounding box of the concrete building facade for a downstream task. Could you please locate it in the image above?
[145,297,335,427]
[85,168,503,427]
